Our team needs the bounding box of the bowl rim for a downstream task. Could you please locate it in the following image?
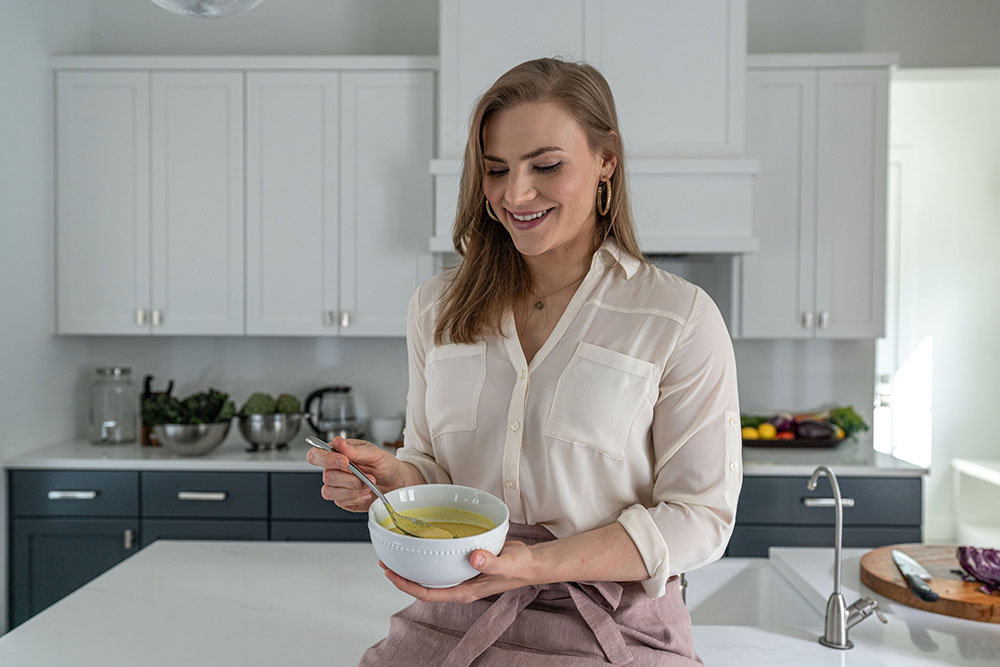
[367,483,510,546]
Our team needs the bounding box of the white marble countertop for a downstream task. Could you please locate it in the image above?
[5,435,927,477]
[0,541,994,666]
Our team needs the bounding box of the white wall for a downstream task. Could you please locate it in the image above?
[749,0,1000,65]
[0,0,94,635]
[889,70,1000,540]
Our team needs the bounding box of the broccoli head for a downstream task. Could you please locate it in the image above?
[217,399,236,422]
[275,393,301,414]
[240,392,276,415]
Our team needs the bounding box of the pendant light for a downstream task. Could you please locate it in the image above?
[149,0,266,19]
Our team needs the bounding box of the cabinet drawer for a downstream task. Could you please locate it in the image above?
[727,525,923,558]
[736,476,922,526]
[141,472,267,519]
[270,520,370,542]
[10,470,139,518]
[270,472,369,521]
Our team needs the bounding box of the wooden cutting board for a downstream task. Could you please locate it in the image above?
[860,544,1000,624]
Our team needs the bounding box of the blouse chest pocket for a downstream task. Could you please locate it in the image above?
[424,342,487,439]
[544,342,657,460]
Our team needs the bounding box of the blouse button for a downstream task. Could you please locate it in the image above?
[519,370,527,380]
[505,479,517,490]
[510,420,521,432]
[728,416,738,428]
[729,461,737,472]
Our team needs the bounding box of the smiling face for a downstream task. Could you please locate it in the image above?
[481,102,616,262]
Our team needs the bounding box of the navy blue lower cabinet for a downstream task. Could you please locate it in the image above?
[726,475,923,557]
[271,520,371,542]
[10,518,139,628]
[140,519,269,547]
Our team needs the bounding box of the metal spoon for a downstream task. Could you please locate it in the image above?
[305,436,454,539]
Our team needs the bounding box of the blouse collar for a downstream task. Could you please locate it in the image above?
[595,236,642,280]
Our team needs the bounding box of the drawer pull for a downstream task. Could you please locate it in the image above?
[177,491,228,502]
[47,490,98,500]
[802,497,855,508]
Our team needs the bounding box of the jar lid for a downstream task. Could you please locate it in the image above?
[96,367,132,377]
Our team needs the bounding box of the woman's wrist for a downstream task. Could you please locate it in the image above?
[396,460,427,489]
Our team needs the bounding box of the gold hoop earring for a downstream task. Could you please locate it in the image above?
[597,179,612,217]
[485,197,501,222]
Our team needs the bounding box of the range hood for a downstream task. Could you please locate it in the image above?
[429,157,759,255]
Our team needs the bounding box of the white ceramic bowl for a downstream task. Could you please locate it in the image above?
[368,484,510,588]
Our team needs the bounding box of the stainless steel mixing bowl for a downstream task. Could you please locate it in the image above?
[154,422,232,457]
[237,413,303,450]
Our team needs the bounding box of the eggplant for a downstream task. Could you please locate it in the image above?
[794,420,837,440]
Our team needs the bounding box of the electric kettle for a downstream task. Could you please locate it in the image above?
[304,385,362,440]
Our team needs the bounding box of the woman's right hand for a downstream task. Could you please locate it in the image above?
[306,436,409,512]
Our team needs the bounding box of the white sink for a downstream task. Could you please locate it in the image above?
[685,557,823,627]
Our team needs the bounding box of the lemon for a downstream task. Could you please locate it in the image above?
[741,426,759,440]
[757,423,777,440]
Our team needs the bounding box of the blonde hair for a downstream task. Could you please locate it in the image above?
[434,57,644,345]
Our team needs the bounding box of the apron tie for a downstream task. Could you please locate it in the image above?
[441,580,634,667]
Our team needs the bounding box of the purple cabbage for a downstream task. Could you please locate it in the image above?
[957,546,1000,595]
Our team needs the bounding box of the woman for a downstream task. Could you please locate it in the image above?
[307,58,742,666]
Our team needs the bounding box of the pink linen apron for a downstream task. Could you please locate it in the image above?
[358,522,703,666]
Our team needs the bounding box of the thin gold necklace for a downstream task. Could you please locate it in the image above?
[530,273,587,310]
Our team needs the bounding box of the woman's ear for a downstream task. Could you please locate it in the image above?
[601,153,618,180]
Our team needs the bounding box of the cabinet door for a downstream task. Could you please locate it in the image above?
[815,69,889,339]
[584,0,745,155]
[339,71,435,336]
[246,73,340,335]
[151,72,244,335]
[140,519,268,547]
[10,518,138,628]
[438,0,585,157]
[56,71,150,334]
[740,70,817,338]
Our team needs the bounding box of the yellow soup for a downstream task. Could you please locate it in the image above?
[379,506,495,538]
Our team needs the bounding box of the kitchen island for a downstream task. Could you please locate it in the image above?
[0,539,994,666]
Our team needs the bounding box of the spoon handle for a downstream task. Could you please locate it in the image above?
[305,436,392,508]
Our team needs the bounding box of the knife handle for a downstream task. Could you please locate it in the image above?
[905,573,939,602]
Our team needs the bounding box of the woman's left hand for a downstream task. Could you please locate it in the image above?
[379,540,540,603]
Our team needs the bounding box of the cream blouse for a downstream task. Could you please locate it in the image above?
[396,238,742,598]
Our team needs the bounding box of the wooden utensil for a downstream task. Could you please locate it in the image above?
[860,543,1000,624]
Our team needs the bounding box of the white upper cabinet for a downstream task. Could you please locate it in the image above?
[245,72,340,336]
[438,0,745,158]
[740,57,891,339]
[56,70,243,335]
[151,72,243,335]
[339,71,435,337]
[57,71,150,334]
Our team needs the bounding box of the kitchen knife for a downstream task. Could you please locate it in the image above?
[891,549,940,602]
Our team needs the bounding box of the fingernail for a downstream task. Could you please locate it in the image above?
[472,554,485,568]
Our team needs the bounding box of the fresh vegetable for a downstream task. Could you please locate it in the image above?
[767,413,794,432]
[142,388,234,426]
[775,431,795,440]
[827,405,870,441]
[275,393,302,414]
[240,392,277,415]
[794,420,837,441]
[757,423,777,440]
[741,415,769,428]
[957,546,1000,595]
[741,426,760,440]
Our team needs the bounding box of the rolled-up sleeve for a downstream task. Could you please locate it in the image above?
[394,286,453,485]
[617,287,742,598]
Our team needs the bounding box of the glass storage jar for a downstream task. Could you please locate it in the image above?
[89,367,137,444]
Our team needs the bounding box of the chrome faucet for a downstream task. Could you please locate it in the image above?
[807,465,887,649]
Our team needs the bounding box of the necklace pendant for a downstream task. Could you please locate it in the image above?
[534,300,544,310]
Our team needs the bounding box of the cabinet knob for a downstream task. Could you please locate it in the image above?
[819,311,830,329]
[124,528,134,550]
[136,309,148,326]
[177,491,228,502]
[340,311,351,328]
[151,309,163,327]
[324,310,335,326]
[801,312,814,329]
[47,490,98,501]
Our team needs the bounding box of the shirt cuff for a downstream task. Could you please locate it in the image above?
[617,503,670,598]
[394,448,453,485]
